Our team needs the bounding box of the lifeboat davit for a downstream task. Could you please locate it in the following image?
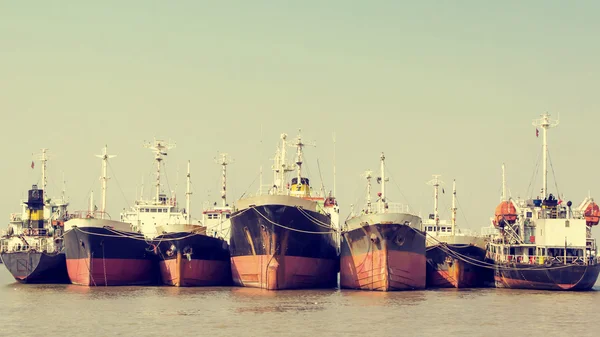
[494,201,517,227]
[584,202,600,226]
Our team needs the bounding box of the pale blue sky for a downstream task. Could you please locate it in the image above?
[2,1,599,233]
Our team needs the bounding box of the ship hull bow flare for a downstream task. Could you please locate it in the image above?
[340,222,426,291]
[229,201,338,290]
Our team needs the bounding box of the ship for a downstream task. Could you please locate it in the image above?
[486,113,600,290]
[423,176,492,288]
[340,153,425,291]
[229,130,340,290]
[201,153,234,244]
[63,146,159,286]
[120,140,231,287]
[0,149,70,283]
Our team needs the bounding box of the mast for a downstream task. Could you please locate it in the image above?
[215,153,232,207]
[380,153,386,203]
[451,179,457,235]
[186,160,191,223]
[40,148,48,194]
[378,153,389,212]
[291,129,316,187]
[144,139,175,202]
[89,190,94,215]
[140,176,144,200]
[95,145,115,219]
[533,113,559,199]
[364,170,373,213]
[280,133,288,192]
[427,175,442,231]
[271,146,281,194]
[278,133,295,194]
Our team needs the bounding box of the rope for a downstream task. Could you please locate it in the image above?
[108,161,131,209]
[251,207,336,235]
[412,227,587,271]
[296,207,337,231]
[547,151,561,198]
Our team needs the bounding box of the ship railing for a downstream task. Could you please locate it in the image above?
[256,185,276,196]
[492,253,588,265]
[21,228,50,237]
[9,213,23,222]
[370,202,411,214]
[66,211,111,220]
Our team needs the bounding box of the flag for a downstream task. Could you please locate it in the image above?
[536,128,539,137]
[31,161,34,169]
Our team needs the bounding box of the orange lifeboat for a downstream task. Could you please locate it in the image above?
[494,201,517,227]
[584,202,600,226]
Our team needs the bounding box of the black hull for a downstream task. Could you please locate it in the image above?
[426,245,492,288]
[340,223,426,290]
[154,232,232,286]
[0,251,69,284]
[491,260,600,290]
[64,227,159,286]
[229,204,338,289]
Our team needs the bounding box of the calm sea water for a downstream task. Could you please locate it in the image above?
[0,267,598,337]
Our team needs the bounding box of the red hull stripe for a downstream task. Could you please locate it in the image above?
[340,250,426,291]
[231,255,337,290]
[66,258,155,286]
[494,275,576,290]
[159,258,230,287]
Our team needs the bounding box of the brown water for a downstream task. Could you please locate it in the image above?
[0,267,598,337]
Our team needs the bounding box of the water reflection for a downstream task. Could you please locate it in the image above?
[340,288,427,306]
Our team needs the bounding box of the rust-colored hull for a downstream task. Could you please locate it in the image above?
[66,258,155,286]
[231,255,337,290]
[426,245,491,288]
[340,250,426,291]
[159,253,231,287]
[340,223,426,291]
[427,261,481,288]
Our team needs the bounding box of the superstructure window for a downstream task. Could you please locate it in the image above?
[151,208,157,213]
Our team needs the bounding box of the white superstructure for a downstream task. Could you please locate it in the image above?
[422,175,484,247]
[120,139,202,238]
[488,113,598,266]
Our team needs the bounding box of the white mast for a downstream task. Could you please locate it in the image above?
[278,133,295,194]
[427,175,443,231]
[378,153,389,212]
[186,160,191,224]
[95,145,115,219]
[280,133,288,192]
[215,153,232,207]
[533,113,559,199]
[451,179,457,235]
[364,170,373,213]
[40,148,48,194]
[271,146,281,194]
[89,190,94,215]
[144,139,176,202]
